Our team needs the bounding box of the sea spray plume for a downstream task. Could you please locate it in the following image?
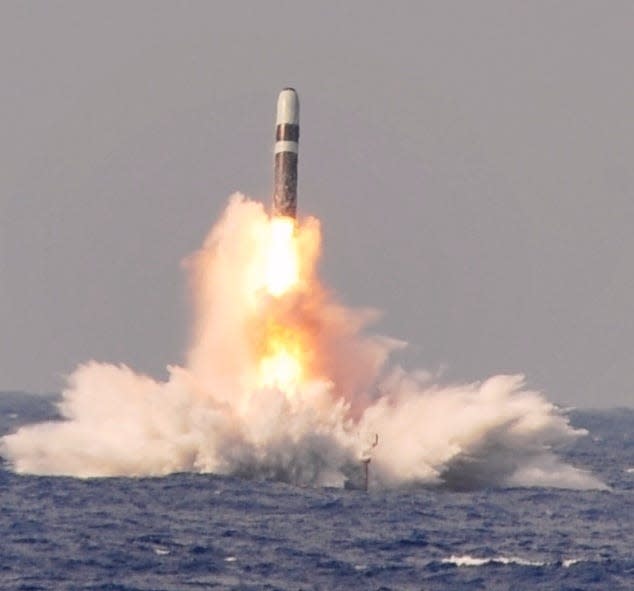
[0,196,606,490]
[360,372,605,489]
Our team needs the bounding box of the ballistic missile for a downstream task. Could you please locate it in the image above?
[272,88,299,218]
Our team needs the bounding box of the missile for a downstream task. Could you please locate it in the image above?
[272,88,299,218]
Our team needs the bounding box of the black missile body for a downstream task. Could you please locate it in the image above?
[273,88,299,218]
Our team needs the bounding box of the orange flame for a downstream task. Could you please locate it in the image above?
[258,322,305,392]
[265,217,299,296]
[257,216,305,394]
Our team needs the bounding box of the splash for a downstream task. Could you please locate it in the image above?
[0,195,606,490]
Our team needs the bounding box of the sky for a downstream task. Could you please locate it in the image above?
[1,1,633,407]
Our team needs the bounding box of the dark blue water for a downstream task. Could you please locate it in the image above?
[1,393,632,590]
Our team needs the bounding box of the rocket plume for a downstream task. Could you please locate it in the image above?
[0,196,605,490]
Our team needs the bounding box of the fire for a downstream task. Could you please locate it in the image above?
[257,215,305,394]
[265,216,299,296]
[258,323,305,392]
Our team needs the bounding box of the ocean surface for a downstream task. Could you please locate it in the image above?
[0,392,632,590]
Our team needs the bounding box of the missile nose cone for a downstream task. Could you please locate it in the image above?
[276,88,299,125]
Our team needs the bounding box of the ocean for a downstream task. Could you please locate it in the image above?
[1,393,632,590]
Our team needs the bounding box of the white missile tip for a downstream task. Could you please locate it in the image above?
[276,88,299,125]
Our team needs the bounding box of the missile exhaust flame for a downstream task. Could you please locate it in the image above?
[265,217,299,298]
[259,217,304,392]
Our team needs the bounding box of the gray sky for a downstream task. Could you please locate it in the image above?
[1,1,633,407]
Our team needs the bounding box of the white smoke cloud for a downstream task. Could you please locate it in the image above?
[1,195,606,490]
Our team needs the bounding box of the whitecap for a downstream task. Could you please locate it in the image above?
[442,555,545,567]
[153,547,170,556]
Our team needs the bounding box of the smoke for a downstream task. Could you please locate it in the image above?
[1,195,605,490]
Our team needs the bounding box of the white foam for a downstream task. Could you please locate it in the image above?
[442,555,545,567]
[443,555,585,568]
[153,547,170,556]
